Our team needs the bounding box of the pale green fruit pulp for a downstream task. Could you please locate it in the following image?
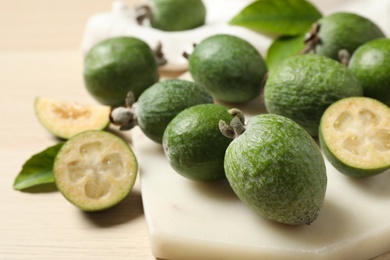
[319,97,390,177]
[34,97,111,140]
[54,131,138,211]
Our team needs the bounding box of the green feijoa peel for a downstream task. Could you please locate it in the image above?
[188,34,267,103]
[83,36,159,107]
[136,79,213,143]
[319,97,390,178]
[264,54,363,136]
[220,111,327,225]
[147,0,206,31]
[303,12,385,60]
[348,38,390,106]
[54,131,138,211]
[163,104,234,181]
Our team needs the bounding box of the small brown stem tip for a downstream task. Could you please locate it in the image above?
[338,49,351,66]
[219,109,246,139]
[219,120,235,139]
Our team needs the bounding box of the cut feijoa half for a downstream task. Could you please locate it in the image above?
[54,130,138,211]
[34,97,111,139]
[319,97,390,177]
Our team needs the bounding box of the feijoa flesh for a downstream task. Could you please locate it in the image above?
[54,130,138,211]
[319,97,390,177]
[34,97,111,139]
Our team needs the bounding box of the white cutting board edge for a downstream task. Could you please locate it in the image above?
[133,127,390,260]
[131,76,390,259]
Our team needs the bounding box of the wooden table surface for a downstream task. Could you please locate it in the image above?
[1,1,389,260]
[0,1,162,259]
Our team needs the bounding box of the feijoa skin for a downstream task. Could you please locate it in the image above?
[264,54,363,136]
[136,79,213,143]
[221,113,327,225]
[188,34,267,103]
[162,104,234,181]
[83,37,159,107]
[304,12,385,60]
[348,38,390,106]
[148,0,206,31]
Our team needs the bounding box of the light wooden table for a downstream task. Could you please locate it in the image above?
[0,1,160,259]
[1,1,389,260]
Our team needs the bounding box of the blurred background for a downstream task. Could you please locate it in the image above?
[2,0,385,52]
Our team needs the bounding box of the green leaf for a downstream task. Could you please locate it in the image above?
[230,0,322,36]
[14,143,64,191]
[266,34,306,70]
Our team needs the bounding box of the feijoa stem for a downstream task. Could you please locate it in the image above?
[135,5,167,66]
[182,43,197,59]
[135,5,152,25]
[154,42,167,66]
[338,49,350,66]
[182,52,190,59]
[219,108,246,139]
[219,120,235,139]
[301,22,321,54]
[110,91,138,130]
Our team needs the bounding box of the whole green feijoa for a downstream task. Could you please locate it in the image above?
[188,34,267,103]
[163,104,234,181]
[83,36,159,107]
[264,54,363,136]
[220,111,327,225]
[147,0,206,31]
[136,79,213,143]
[304,12,385,60]
[348,38,390,106]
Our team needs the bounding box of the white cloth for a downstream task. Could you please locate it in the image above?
[80,0,389,71]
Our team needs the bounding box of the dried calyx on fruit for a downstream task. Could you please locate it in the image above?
[110,92,138,131]
[301,12,385,61]
[220,109,327,225]
[110,79,213,143]
[219,108,246,139]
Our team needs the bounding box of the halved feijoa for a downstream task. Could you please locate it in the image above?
[54,130,138,211]
[319,97,390,177]
[34,97,111,139]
